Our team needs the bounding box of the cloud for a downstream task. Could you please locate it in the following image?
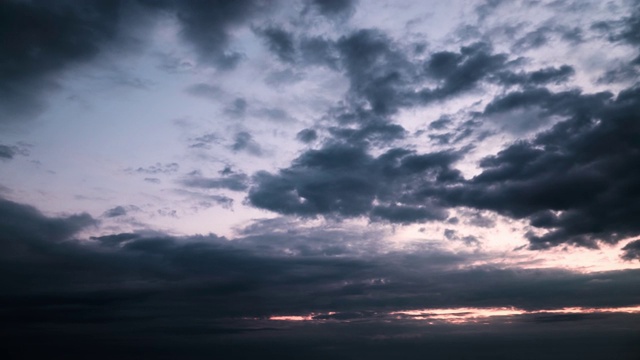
[257,26,296,63]
[2,197,640,357]
[299,36,340,69]
[296,129,318,143]
[621,240,640,261]
[144,177,161,184]
[173,188,235,209]
[4,197,640,317]
[512,28,549,51]
[127,162,180,175]
[248,75,640,250]
[0,198,95,255]
[103,206,127,218]
[496,65,575,87]
[248,143,462,222]
[336,29,417,116]
[424,42,509,100]
[442,86,640,249]
[310,0,357,18]
[0,0,280,124]
[181,170,249,191]
[0,1,125,123]
[189,132,221,149]
[144,0,276,70]
[429,116,453,130]
[0,144,16,159]
[185,83,223,99]
[232,131,263,156]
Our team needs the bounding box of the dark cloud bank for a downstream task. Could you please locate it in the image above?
[1,197,640,359]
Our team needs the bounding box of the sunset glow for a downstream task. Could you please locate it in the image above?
[268,305,640,324]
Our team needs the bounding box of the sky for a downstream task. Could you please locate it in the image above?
[1,0,640,358]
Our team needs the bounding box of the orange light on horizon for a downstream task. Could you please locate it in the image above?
[267,305,640,324]
[390,305,640,324]
[268,315,314,321]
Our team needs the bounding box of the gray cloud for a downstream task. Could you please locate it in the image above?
[0,144,16,159]
[496,65,575,87]
[424,42,509,100]
[248,143,463,222]
[310,0,357,17]
[296,129,318,143]
[103,206,127,218]
[0,0,279,124]
[442,86,640,249]
[127,162,180,175]
[232,131,263,156]
[257,26,296,63]
[621,239,640,261]
[249,80,640,250]
[143,0,276,69]
[0,0,124,123]
[181,170,249,192]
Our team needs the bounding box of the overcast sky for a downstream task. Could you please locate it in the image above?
[1,0,640,358]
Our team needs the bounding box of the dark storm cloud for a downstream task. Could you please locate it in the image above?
[426,119,480,145]
[482,87,587,116]
[296,129,318,143]
[299,36,340,69]
[250,74,640,250]
[248,143,462,222]
[441,86,640,249]
[621,240,640,261]
[336,29,417,116]
[310,0,357,17]
[257,26,296,63]
[496,65,575,87]
[0,0,276,124]
[142,0,275,69]
[428,116,452,130]
[0,198,95,256]
[328,122,407,144]
[0,144,16,159]
[371,204,447,224]
[424,43,509,100]
[288,32,513,142]
[443,228,479,245]
[277,35,512,152]
[3,197,640,317]
[2,197,640,357]
[0,0,123,123]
